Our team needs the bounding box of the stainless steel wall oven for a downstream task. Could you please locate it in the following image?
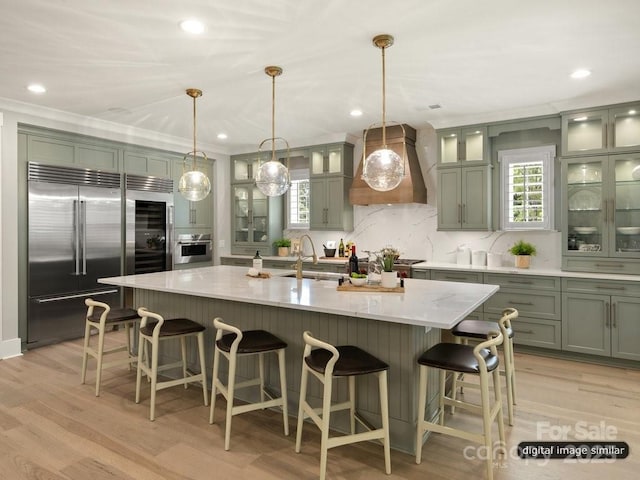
[174,234,212,265]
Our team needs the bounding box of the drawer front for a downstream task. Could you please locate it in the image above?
[484,273,560,291]
[563,257,640,276]
[411,268,430,280]
[484,290,561,320]
[220,257,251,267]
[562,278,640,296]
[431,270,484,283]
[486,313,561,350]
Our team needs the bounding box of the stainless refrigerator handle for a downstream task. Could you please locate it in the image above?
[81,200,87,275]
[35,289,118,303]
[74,199,81,275]
[167,205,175,256]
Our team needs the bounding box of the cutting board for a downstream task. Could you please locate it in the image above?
[336,284,404,293]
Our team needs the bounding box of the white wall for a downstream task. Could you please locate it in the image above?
[288,124,561,269]
[0,102,230,358]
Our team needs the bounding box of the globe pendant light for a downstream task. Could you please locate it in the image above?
[362,34,405,192]
[255,66,291,197]
[179,88,212,202]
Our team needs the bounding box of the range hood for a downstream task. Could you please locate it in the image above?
[349,124,427,205]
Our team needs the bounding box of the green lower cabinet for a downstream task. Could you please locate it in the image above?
[562,293,640,360]
[486,313,561,350]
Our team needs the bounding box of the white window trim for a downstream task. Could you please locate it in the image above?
[499,145,555,231]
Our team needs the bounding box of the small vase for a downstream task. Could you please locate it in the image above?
[514,255,531,269]
[381,271,397,288]
[278,246,289,257]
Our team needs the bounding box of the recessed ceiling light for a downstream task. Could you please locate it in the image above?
[217,133,228,140]
[573,116,588,122]
[180,19,205,34]
[27,84,46,94]
[629,110,637,115]
[350,109,363,117]
[570,69,591,79]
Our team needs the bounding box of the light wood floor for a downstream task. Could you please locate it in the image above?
[0,331,638,480]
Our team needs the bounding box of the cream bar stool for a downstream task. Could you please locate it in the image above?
[209,317,289,451]
[416,332,505,480]
[81,299,140,396]
[135,307,208,421]
[295,331,391,480]
[451,308,519,425]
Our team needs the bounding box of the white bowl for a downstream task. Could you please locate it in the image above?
[574,226,597,234]
[617,226,640,235]
[350,277,367,286]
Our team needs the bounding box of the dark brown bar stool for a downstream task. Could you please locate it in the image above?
[451,307,519,425]
[295,331,391,480]
[209,317,289,451]
[416,332,505,480]
[81,298,140,396]
[135,307,208,421]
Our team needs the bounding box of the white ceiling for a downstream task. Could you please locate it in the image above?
[2,0,640,154]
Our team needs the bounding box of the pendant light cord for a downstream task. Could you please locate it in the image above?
[381,44,387,148]
[192,93,198,170]
[271,72,276,161]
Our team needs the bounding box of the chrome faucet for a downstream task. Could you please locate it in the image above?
[294,234,318,279]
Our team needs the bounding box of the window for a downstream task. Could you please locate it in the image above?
[287,169,309,228]
[499,145,555,230]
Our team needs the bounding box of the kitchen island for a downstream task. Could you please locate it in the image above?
[100,265,498,452]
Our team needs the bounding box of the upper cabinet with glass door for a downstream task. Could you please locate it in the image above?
[231,151,270,183]
[310,143,353,177]
[563,153,640,274]
[437,126,488,166]
[561,102,640,156]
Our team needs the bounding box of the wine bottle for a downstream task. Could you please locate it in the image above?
[348,245,359,276]
[338,238,345,257]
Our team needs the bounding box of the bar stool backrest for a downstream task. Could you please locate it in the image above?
[473,330,503,374]
[85,298,111,326]
[213,318,244,355]
[302,331,340,379]
[499,307,519,336]
[137,307,165,340]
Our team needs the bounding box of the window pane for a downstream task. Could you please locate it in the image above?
[289,178,310,227]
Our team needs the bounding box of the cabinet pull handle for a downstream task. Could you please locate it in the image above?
[508,300,533,306]
[594,263,624,268]
[462,204,466,223]
[612,303,617,328]
[457,204,462,223]
[605,301,610,327]
[595,285,626,291]
[604,123,608,149]
[507,279,533,285]
[513,329,535,335]
[248,209,253,224]
[445,275,467,280]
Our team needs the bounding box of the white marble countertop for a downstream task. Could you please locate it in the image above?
[412,261,640,282]
[99,265,499,330]
[222,254,353,264]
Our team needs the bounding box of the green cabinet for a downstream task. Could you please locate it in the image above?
[124,149,173,178]
[437,126,488,165]
[437,165,491,230]
[231,184,283,255]
[308,143,354,231]
[173,157,213,229]
[562,278,640,361]
[562,153,640,274]
[25,132,120,171]
[232,152,270,182]
[561,103,640,156]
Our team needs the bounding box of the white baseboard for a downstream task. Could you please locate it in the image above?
[0,337,23,359]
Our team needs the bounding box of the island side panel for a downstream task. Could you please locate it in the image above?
[134,288,441,453]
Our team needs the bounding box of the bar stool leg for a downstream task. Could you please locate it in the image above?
[180,337,188,390]
[81,321,92,385]
[319,373,332,480]
[124,322,133,371]
[277,349,289,436]
[479,371,494,480]
[493,367,505,446]
[438,369,446,425]
[135,338,145,404]
[150,340,159,421]
[94,326,106,397]
[378,370,391,474]
[197,332,208,406]
[259,352,266,404]
[209,343,221,424]
[224,348,237,451]
[348,376,356,434]
[416,364,427,464]
[295,364,309,453]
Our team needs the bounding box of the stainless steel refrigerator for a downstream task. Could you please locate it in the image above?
[27,163,123,348]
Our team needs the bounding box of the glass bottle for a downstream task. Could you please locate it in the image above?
[252,250,262,272]
[338,238,345,257]
[348,245,359,276]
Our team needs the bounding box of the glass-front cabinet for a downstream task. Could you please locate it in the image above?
[437,126,488,165]
[563,153,640,273]
[561,103,640,156]
[310,144,353,177]
[232,152,270,182]
[232,185,282,255]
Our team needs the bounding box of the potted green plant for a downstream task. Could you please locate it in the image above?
[379,246,400,287]
[508,240,536,268]
[273,238,291,257]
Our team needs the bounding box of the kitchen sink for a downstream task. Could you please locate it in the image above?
[282,271,345,281]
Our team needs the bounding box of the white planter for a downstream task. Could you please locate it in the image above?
[381,271,397,288]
